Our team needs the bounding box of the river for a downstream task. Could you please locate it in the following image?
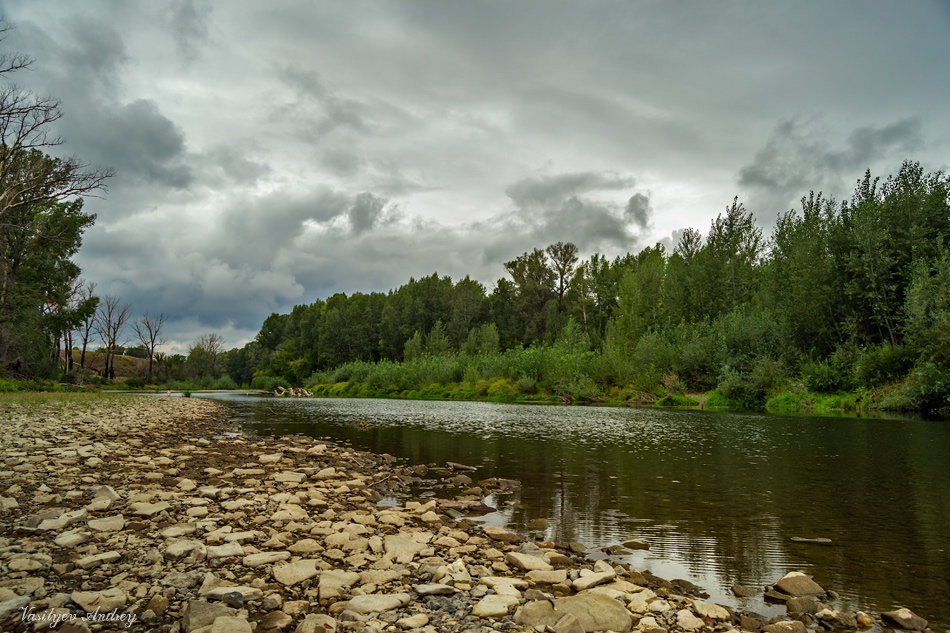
[199,393,949,628]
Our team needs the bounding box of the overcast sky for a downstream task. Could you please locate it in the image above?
[3,1,949,353]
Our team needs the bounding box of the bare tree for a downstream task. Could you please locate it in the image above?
[133,312,167,383]
[94,295,130,380]
[75,281,97,369]
[194,332,224,376]
[0,22,112,228]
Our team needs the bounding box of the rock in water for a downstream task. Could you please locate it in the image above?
[881,608,928,630]
[774,571,825,597]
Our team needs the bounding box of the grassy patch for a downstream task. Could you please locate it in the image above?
[655,394,700,408]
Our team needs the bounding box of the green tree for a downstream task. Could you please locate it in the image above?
[0,27,110,374]
[504,248,556,345]
[546,241,578,308]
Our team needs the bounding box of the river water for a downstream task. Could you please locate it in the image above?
[200,394,949,628]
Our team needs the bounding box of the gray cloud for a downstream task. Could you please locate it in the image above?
[171,0,211,64]
[349,192,386,234]
[738,116,924,220]
[82,99,192,188]
[625,193,651,230]
[505,172,637,209]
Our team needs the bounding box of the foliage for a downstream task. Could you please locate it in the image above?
[236,161,950,415]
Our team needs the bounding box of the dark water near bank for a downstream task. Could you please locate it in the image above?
[201,394,949,628]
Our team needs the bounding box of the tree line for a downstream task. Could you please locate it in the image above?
[245,163,950,413]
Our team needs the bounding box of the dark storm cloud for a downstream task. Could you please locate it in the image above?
[625,193,651,230]
[7,16,192,191]
[738,116,924,219]
[349,192,386,234]
[80,99,193,188]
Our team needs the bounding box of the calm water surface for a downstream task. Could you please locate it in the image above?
[201,394,949,628]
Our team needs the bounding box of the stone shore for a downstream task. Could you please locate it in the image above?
[0,396,932,633]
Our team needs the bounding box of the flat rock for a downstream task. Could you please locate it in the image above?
[129,501,170,517]
[87,514,125,532]
[206,542,244,559]
[242,551,290,567]
[272,560,319,586]
[210,616,252,633]
[774,572,824,597]
[319,569,361,601]
[259,610,293,630]
[483,525,521,543]
[204,586,264,603]
[71,587,127,612]
[183,601,237,633]
[572,570,615,591]
[274,471,306,483]
[762,621,807,633]
[75,551,121,569]
[676,608,705,630]
[526,569,568,584]
[383,534,428,563]
[166,539,207,560]
[413,583,457,595]
[92,485,120,500]
[516,594,632,633]
[882,608,928,630]
[344,593,411,614]
[693,600,731,620]
[295,614,338,633]
[473,594,521,617]
[397,613,429,629]
[162,523,197,538]
[0,596,31,622]
[507,551,553,571]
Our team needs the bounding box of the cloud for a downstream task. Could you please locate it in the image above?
[348,192,386,234]
[487,171,652,261]
[170,0,211,64]
[738,116,923,220]
[505,172,637,209]
[625,193,651,230]
[80,99,193,188]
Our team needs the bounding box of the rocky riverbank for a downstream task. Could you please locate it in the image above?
[0,396,934,633]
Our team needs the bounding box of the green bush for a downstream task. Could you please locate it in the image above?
[250,375,290,390]
[853,344,914,387]
[800,353,854,392]
[212,375,239,390]
[898,362,950,413]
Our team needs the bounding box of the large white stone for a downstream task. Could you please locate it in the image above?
[71,587,127,612]
[473,594,520,617]
[344,593,411,614]
[272,560,319,586]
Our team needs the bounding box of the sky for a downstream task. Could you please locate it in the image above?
[2,1,949,353]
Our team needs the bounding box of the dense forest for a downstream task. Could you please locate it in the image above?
[227,161,950,414]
